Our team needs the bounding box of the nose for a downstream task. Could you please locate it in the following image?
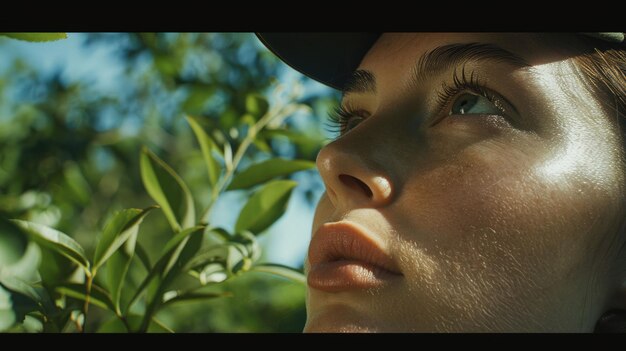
[316,140,394,212]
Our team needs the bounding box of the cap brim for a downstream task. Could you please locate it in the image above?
[257,33,626,91]
[257,33,380,90]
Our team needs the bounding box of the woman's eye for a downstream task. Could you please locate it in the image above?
[450,93,501,116]
[344,116,364,132]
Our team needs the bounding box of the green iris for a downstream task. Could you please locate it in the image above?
[451,93,500,115]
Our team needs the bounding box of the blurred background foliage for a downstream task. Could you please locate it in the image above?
[0,33,339,332]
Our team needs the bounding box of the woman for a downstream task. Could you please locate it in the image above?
[258,33,626,332]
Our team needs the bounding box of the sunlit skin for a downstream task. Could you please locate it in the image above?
[304,33,626,332]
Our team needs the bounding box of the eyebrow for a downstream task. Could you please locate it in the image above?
[341,69,377,96]
[341,42,531,98]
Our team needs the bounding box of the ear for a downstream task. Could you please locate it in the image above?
[595,223,626,332]
[595,217,626,333]
[594,308,626,333]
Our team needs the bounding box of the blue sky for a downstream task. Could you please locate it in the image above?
[1,33,331,268]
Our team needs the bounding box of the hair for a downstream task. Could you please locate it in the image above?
[570,39,626,327]
[569,39,626,201]
[571,39,626,138]
[572,38,626,209]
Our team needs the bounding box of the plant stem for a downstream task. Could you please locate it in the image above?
[82,272,94,333]
[199,103,295,223]
[138,289,161,333]
[120,316,132,333]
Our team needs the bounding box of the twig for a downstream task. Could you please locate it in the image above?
[81,273,94,333]
[199,102,295,223]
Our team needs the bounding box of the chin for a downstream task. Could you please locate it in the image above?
[303,304,383,333]
[303,319,380,333]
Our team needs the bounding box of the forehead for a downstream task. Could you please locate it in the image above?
[358,33,582,75]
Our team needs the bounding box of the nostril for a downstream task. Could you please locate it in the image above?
[338,174,373,198]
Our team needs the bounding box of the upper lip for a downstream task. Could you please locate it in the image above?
[307,221,402,275]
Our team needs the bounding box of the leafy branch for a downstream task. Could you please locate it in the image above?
[0,85,313,333]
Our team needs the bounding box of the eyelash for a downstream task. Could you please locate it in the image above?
[326,68,507,136]
[435,68,506,120]
[325,104,369,136]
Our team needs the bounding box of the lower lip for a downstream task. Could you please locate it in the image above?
[307,260,401,293]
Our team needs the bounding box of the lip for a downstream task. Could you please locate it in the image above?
[307,221,402,293]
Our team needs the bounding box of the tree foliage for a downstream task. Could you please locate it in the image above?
[0,33,336,332]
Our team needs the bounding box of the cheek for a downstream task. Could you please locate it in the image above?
[389,137,620,329]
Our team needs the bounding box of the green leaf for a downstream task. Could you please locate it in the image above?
[186,116,221,188]
[227,158,314,191]
[96,316,129,333]
[0,276,43,306]
[0,219,40,282]
[105,220,153,316]
[38,247,77,289]
[0,33,67,42]
[0,274,53,331]
[159,225,203,260]
[250,263,306,285]
[126,226,204,313]
[235,180,297,234]
[182,84,214,114]
[93,207,155,271]
[197,263,228,284]
[161,227,204,282]
[232,230,261,262]
[107,249,131,315]
[0,284,17,331]
[186,242,252,282]
[0,219,28,266]
[0,283,39,331]
[161,291,231,307]
[140,147,195,232]
[138,227,204,332]
[153,54,180,77]
[252,137,271,153]
[206,227,231,242]
[97,208,155,316]
[63,162,91,205]
[55,283,115,312]
[97,315,173,333]
[183,244,229,272]
[134,243,151,272]
[10,220,89,270]
[225,244,248,275]
[245,94,269,120]
[0,242,41,283]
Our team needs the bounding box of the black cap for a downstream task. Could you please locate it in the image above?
[256,32,625,91]
[256,33,380,90]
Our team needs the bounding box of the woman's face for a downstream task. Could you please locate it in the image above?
[304,33,626,332]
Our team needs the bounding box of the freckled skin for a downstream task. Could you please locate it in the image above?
[304,33,626,332]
